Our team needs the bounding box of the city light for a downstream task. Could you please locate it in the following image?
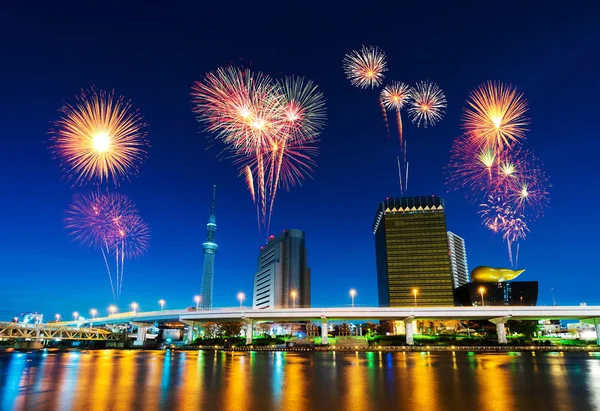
[73,311,78,320]
[194,295,201,310]
[238,292,245,308]
[108,305,117,315]
[478,287,486,306]
[350,289,357,307]
[90,309,97,319]
[291,290,297,308]
[159,299,165,312]
[131,302,138,314]
[413,288,418,307]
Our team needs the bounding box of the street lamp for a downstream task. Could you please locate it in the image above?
[551,288,556,306]
[159,299,165,313]
[194,295,201,310]
[108,305,117,315]
[90,309,97,319]
[413,288,418,307]
[478,287,486,306]
[238,292,245,308]
[73,311,79,321]
[55,314,61,323]
[131,302,138,314]
[291,290,297,308]
[350,289,357,307]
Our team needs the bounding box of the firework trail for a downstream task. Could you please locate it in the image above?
[50,88,148,187]
[462,81,529,151]
[380,81,411,145]
[407,80,447,128]
[192,68,326,233]
[65,192,149,300]
[342,46,387,89]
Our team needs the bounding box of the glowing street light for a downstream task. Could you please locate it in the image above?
[159,299,165,313]
[478,287,486,306]
[194,295,201,310]
[55,314,61,323]
[413,288,418,307]
[238,292,245,308]
[291,290,297,308]
[108,305,117,315]
[90,309,97,319]
[131,302,138,314]
[73,312,79,321]
[350,289,357,308]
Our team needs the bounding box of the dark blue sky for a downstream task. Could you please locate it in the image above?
[1,3,599,320]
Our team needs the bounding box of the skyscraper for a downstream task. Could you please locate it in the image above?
[447,231,469,289]
[200,184,218,310]
[373,196,455,307]
[252,229,310,309]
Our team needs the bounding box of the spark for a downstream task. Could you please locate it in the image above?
[342,46,388,89]
[50,88,148,186]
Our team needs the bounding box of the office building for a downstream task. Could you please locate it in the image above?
[200,184,218,310]
[447,231,469,288]
[252,229,311,309]
[373,196,455,307]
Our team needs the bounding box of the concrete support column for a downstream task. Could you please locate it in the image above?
[595,319,600,346]
[404,317,414,346]
[489,317,510,345]
[187,321,195,343]
[321,316,328,345]
[246,320,253,345]
[134,326,147,346]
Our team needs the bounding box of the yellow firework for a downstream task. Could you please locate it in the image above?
[342,45,387,89]
[51,88,148,186]
[462,81,529,151]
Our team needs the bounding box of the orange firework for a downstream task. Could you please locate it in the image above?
[407,80,447,128]
[342,46,387,89]
[380,81,411,144]
[51,88,148,186]
[462,81,529,151]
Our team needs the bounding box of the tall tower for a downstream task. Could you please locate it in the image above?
[200,184,218,310]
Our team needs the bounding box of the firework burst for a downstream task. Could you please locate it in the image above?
[462,81,529,151]
[65,192,149,300]
[342,46,388,89]
[407,80,447,128]
[192,67,326,233]
[50,88,148,186]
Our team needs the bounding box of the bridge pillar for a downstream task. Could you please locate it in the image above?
[134,326,147,346]
[321,316,328,345]
[187,321,195,344]
[245,320,253,345]
[404,317,414,345]
[595,319,600,346]
[489,317,510,344]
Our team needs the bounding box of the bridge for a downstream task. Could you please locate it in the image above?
[0,322,122,347]
[56,305,600,346]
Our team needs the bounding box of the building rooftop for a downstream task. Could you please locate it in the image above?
[372,196,445,234]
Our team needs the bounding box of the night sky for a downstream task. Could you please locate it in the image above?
[2,4,599,320]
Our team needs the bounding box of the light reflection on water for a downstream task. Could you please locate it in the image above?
[1,350,600,410]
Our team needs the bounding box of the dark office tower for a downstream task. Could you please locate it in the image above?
[372,196,455,307]
[252,229,311,309]
[447,231,469,288]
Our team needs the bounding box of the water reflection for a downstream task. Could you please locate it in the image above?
[1,350,600,410]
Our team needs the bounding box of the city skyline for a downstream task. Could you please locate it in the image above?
[1,4,599,320]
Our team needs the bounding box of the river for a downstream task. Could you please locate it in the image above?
[1,350,600,410]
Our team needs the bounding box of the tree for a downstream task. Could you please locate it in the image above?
[508,320,539,338]
[201,322,219,339]
[219,322,243,337]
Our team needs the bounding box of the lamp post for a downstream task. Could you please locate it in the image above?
[131,302,138,314]
[478,287,486,306]
[108,305,117,315]
[90,309,97,319]
[194,295,201,311]
[159,299,165,313]
[291,290,297,308]
[551,288,556,306]
[238,292,245,308]
[413,288,418,307]
[350,289,356,308]
[55,314,60,323]
[73,312,79,321]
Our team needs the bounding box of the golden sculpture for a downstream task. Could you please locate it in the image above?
[471,266,525,282]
